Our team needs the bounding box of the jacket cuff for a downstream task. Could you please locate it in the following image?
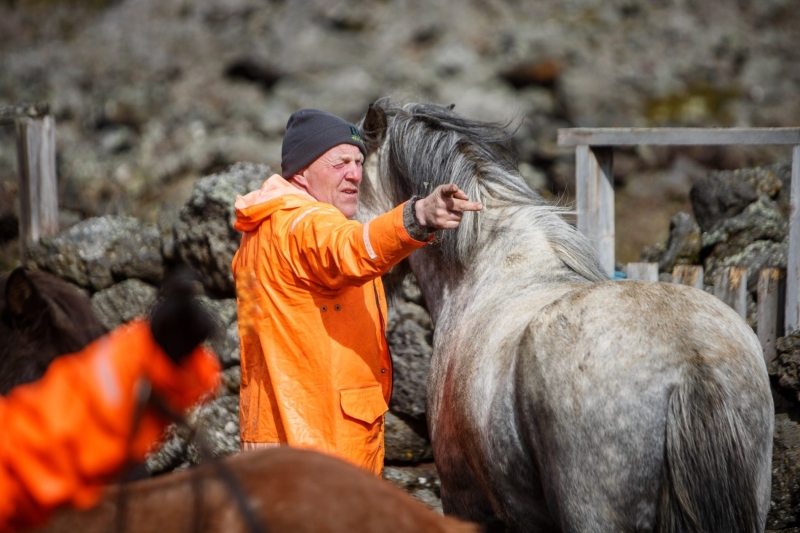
[395,201,434,245]
[402,197,436,242]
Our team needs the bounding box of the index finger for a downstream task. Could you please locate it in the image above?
[453,198,483,212]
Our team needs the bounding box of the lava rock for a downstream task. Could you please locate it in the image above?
[690,164,784,233]
[383,462,442,514]
[174,162,272,296]
[701,196,787,261]
[644,211,701,273]
[26,216,164,291]
[769,331,800,400]
[767,413,800,529]
[90,278,158,330]
[386,296,434,423]
[198,296,239,367]
[384,411,434,464]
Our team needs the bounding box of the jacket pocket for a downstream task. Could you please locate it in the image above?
[339,385,388,424]
[337,385,388,472]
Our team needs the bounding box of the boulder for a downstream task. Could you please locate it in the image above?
[26,216,164,291]
[383,463,442,514]
[174,163,272,296]
[147,393,240,474]
[767,413,800,530]
[690,164,785,233]
[384,411,434,464]
[90,278,158,330]
[769,331,800,401]
[198,296,240,368]
[640,211,701,273]
[386,296,434,423]
[701,196,787,262]
[185,394,241,463]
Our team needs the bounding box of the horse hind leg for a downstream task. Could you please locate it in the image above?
[439,482,507,533]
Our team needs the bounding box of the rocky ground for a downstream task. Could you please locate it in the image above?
[1,0,800,268]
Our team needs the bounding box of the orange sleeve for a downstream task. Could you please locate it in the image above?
[284,201,430,290]
[0,320,220,533]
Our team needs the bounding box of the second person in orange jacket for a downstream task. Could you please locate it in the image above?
[0,270,220,533]
[232,108,482,474]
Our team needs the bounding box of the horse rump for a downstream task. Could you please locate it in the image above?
[658,360,772,533]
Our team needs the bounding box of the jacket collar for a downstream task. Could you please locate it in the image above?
[234,175,318,232]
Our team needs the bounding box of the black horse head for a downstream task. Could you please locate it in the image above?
[0,267,107,394]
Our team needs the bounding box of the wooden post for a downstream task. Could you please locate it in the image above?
[714,266,748,319]
[15,114,59,263]
[757,268,785,364]
[672,265,704,289]
[786,145,800,333]
[626,262,658,281]
[576,145,614,276]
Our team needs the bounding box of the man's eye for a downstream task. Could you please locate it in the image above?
[356,160,364,166]
[333,163,345,169]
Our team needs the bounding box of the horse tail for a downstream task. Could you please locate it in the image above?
[658,361,770,533]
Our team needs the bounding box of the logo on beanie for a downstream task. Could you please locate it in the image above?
[350,126,363,142]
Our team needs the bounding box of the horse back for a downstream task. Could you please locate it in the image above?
[512,280,772,531]
[37,448,479,533]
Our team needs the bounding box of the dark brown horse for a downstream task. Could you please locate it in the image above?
[0,267,106,394]
[36,447,476,533]
[1,268,476,533]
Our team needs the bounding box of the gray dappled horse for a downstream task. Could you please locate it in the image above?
[357,98,774,533]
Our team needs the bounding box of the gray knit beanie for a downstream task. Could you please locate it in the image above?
[280,109,367,178]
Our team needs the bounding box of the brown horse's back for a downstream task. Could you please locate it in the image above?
[39,448,477,533]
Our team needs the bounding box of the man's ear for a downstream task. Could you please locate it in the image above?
[290,171,310,190]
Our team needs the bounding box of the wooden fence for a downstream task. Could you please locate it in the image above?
[558,127,800,335]
[0,102,59,263]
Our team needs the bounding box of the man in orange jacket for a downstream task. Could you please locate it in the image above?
[232,108,482,474]
[0,272,220,533]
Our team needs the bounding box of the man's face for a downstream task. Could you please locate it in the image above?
[293,144,364,219]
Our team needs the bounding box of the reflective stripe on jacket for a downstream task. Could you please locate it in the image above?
[232,175,429,474]
[0,320,220,533]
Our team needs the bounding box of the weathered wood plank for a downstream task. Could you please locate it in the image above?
[575,145,614,276]
[626,262,659,281]
[672,265,704,289]
[758,268,785,364]
[16,115,59,263]
[787,145,800,333]
[558,128,800,147]
[714,266,748,319]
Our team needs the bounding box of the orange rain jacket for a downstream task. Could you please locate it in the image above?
[0,320,220,533]
[232,175,430,474]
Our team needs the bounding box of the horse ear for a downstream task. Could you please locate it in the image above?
[360,102,387,150]
[447,103,455,110]
[2,267,48,329]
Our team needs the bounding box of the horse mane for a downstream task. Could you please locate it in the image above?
[363,98,607,283]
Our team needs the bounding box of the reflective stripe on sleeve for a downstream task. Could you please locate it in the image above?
[363,222,377,260]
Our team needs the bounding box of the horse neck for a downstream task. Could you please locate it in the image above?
[408,206,589,325]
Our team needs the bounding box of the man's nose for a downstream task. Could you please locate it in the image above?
[345,163,362,182]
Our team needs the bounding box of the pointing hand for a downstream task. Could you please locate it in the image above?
[414,184,483,230]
